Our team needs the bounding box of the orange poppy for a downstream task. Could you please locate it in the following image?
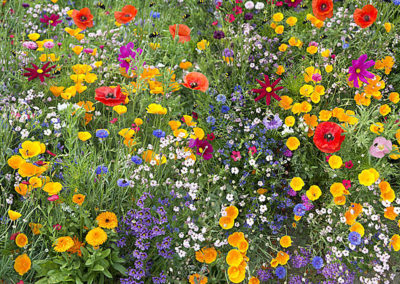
[182,72,209,93]
[71,8,94,30]
[114,5,138,24]
[312,0,333,21]
[169,24,191,43]
[353,5,377,29]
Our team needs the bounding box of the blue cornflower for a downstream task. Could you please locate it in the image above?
[312,256,324,269]
[95,165,108,175]
[348,231,362,246]
[393,0,400,5]
[293,204,306,217]
[206,116,216,125]
[275,266,286,279]
[221,105,230,113]
[153,129,165,138]
[150,11,161,18]
[117,179,130,187]
[96,129,109,139]
[131,155,143,165]
[216,94,226,103]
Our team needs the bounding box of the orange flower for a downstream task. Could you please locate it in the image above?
[225,205,239,219]
[189,274,208,284]
[67,236,85,256]
[15,233,28,248]
[169,24,191,43]
[14,253,31,276]
[312,0,333,21]
[384,206,398,220]
[182,72,209,93]
[226,249,243,267]
[219,216,234,230]
[276,251,290,265]
[114,5,137,24]
[353,5,378,29]
[195,247,217,264]
[228,232,245,247]
[71,8,93,30]
[72,194,86,206]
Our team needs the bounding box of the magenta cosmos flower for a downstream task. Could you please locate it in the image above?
[194,139,213,160]
[23,62,56,82]
[348,54,375,88]
[285,0,303,8]
[252,74,284,105]
[369,137,392,158]
[40,14,62,26]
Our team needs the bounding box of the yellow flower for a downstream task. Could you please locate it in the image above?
[8,210,22,221]
[321,49,330,58]
[306,185,322,201]
[350,222,365,237]
[72,194,86,205]
[286,137,300,150]
[384,22,392,33]
[78,132,92,141]
[319,110,332,121]
[379,104,391,116]
[54,236,74,252]
[86,227,108,247]
[276,65,285,75]
[273,13,284,22]
[179,61,192,70]
[279,236,292,248]
[191,127,205,140]
[15,233,28,248]
[29,177,42,188]
[50,86,65,97]
[275,25,284,34]
[197,39,209,50]
[19,141,42,159]
[226,249,243,267]
[285,116,295,127]
[286,16,297,26]
[7,155,25,170]
[358,168,379,186]
[42,182,62,196]
[61,86,77,100]
[290,177,304,191]
[14,254,31,276]
[330,183,346,197]
[300,85,314,97]
[370,122,384,134]
[389,92,399,104]
[96,212,118,229]
[325,65,333,73]
[328,155,342,169]
[72,45,83,55]
[149,42,160,50]
[113,105,127,115]
[28,33,40,41]
[147,103,167,115]
[306,46,318,55]
[391,234,400,251]
[278,44,288,52]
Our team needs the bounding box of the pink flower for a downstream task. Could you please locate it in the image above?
[110,118,118,124]
[212,21,218,26]
[233,6,243,14]
[226,14,235,23]
[231,151,242,161]
[344,160,353,169]
[325,154,332,163]
[43,41,55,49]
[53,224,62,230]
[342,179,351,189]
[249,146,257,155]
[312,73,322,82]
[83,48,94,54]
[369,137,392,158]
[47,195,59,201]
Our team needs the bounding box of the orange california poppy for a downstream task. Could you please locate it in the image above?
[353,5,378,28]
[72,8,94,30]
[312,0,333,21]
[169,24,191,43]
[182,72,209,93]
[114,5,138,24]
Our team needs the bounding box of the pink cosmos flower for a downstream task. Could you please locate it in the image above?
[348,54,375,88]
[312,73,322,82]
[369,137,392,158]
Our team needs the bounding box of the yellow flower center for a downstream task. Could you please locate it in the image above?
[199,148,204,153]
[50,20,53,24]
[355,68,361,74]
[37,69,43,74]
[266,87,272,92]
[378,144,385,151]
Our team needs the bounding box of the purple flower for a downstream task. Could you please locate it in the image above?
[284,0,303,7]
[348,54,375,88]
[293,204,306,216]
[213,30,225,39]
[244,13,253,20]
[118,42,143,73]
[40,14,62,27]
[369,136,392,158]
[263,114,282,130]
[194,139,214,160]
[348,231,361,245]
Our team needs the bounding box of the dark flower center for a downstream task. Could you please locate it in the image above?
[124,14,131,18]
[106,92,115,98]
[190,82,198,88]
[324,133,334,142]
[80,15,87,21]
[105,219,110,223]
[364,15,370,22]
[320,3,327,11]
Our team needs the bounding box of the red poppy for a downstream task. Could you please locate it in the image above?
[182,72,209,92]
[169,24,191,43]
[313,122,345,153]
[95,86,127,106]
[312,0,333,21]
[353,5,377,29]
[23,62,56,82]
[114,5,138,24]
[71,8,93,30]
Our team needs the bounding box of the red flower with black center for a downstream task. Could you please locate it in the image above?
[182,72,209,92]
[252,74,283,105]
[23,62,56,82]
[114,5,138,24]
[95,86,127,106]
[312,0,333,21]
[71,8,93,30]
[353,5,377,29]
[313,122,345,153]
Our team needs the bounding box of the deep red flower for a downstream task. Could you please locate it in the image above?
[95,86,127,106]
[207,133,215,141]
[312,0,333,21]
[313,122,345,153]
[252,74,283,105]
[353,5,377,29]
[23,62,56,82]
[40,14,62,26]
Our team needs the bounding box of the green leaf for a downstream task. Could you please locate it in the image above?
[100,249,111,258]
[92,264,104,271]
[112,263,127,275]
[103,268,112,278]
[85,258,94,266]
